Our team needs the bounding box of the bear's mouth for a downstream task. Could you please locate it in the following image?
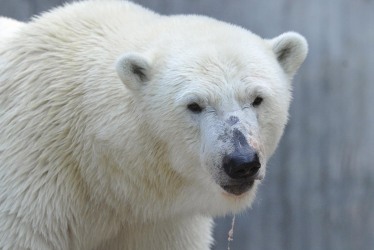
[221,179,255,196]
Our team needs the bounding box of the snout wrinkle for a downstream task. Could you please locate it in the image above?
[226,116,239,126]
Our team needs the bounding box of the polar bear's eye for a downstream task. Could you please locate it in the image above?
[252,97,263,107]
[187,102,203,113]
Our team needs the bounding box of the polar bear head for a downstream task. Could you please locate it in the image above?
[115,21,307,215]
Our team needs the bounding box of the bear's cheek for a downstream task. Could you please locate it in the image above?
[259,118,286,157]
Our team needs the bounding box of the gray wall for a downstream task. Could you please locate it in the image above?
[1,0,373,249]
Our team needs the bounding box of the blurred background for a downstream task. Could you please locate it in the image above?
[1,0,373,249]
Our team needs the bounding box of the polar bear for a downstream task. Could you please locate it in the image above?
[0,1,307,249]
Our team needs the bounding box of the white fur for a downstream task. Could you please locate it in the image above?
[0,1,307,249]
[0,17,24,41]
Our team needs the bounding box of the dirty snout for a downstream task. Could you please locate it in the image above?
[202,113,263,196]
[221,128,262,195]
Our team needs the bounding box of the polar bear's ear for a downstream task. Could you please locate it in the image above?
[268,32,308,78]
[116,53,151,91]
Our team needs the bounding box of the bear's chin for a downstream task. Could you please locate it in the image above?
[221,179,255,196]
[211,190,258,216]
[211,181,260,213]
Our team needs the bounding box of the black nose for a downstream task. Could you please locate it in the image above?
[223,152,261,179]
